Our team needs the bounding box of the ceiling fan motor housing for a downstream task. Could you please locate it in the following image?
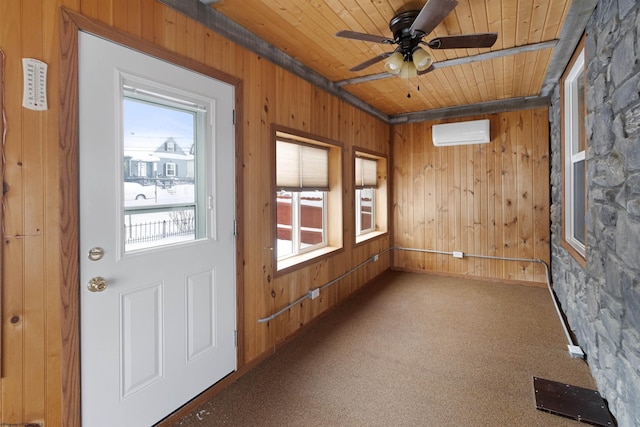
[389,11,423,58]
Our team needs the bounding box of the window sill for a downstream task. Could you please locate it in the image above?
[276,246,342,275]
[355,230,387,246]
[561,239,586,268]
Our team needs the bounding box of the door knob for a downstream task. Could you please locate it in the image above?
[87,276,107,292]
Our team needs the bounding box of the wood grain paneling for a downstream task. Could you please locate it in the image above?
[1,2,390,426]
[0,1,555,426]
[392,109,550,285]
[210,0,571,116]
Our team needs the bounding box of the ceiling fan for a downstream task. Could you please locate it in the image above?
[336,0,498,78]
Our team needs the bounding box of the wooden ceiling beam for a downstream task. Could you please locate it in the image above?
[389,96,551,124]
[540,0,598,96]
[159,0,590,125]
[335,40,559,87]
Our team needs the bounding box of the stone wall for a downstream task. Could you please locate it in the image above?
[549,1,640,425]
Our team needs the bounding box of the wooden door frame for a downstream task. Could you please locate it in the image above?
[59,8,244,426]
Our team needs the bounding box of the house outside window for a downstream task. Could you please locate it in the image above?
[122,81,205,253]
[561,38,587,261]
[274,129,343,272]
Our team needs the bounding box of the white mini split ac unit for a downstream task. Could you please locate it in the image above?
[432,119,491,147]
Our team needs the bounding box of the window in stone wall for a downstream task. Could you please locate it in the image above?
[561,37,587,262]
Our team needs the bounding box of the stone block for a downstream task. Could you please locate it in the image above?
[596,0,618,28]
[627,198,640,216]
[621,277,640,329]
[619,0,636,20]
[599,305,623,343]
[617,137,640,171]
[624,105,640,137]
[611,32,637,87]
[627,173,640,195]
[615,212,640,267]
[592,187,607,202]
[603,227,616,250]
[599,204,619,226]
[605,153,627,187]
[612,73,640,113]
[604,254,623,298]
[593,105,615,155]
[592,74,608,107]
[594,155,625,187]
[621,329,640,375]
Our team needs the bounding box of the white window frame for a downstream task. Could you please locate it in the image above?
[355,188,375,236]
[165,162,177,177]
[277,190,327,261]
[562,45,586,257]
[275,139,330,262]
[121,79,208,253]
[354,155,377,236]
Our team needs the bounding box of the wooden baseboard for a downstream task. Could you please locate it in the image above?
[390,267,548,289]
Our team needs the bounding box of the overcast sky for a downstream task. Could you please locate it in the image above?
[123,97,194,153]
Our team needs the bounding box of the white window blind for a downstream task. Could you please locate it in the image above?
[277,140,329,191]
[355,157,378,189]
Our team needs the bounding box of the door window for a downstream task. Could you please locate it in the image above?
[121,81,207,252]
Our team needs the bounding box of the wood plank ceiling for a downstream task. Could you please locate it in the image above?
[164,0,596,122]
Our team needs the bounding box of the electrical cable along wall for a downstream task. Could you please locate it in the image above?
[391,109,551,285]
[258,246,583,359]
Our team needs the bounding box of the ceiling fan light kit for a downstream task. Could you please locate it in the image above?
[384,51,404,74]
[399,61,418,79]
[336,0,498,82]
[411,47,433,71]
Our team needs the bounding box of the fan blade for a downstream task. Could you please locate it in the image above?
[335,30,394,44]
[427,33,498,49]
[349,53,393,71]
[417,64,435,75]
[409,0,459,36]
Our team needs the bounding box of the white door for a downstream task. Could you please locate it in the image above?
[78,32,236,427]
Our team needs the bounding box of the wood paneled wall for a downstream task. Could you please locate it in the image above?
[392,109,550,284]
[0,1,390,425]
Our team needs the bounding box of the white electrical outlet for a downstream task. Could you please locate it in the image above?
[568,345,584,359]
[309,288,320,300]
[453,251,464,258]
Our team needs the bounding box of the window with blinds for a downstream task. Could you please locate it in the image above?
[276,139,329,262]
[355,157,378,189]
[355,156,377,236]
[276,140,329,191]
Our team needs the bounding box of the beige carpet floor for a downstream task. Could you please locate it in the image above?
[173,271,600,426]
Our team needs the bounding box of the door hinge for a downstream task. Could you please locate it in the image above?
[234,330,238,347]
[232,109,236,125]
[233,220,238,236]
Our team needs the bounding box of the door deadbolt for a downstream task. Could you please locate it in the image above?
[88,247,105,261]
[87,276,107,292]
